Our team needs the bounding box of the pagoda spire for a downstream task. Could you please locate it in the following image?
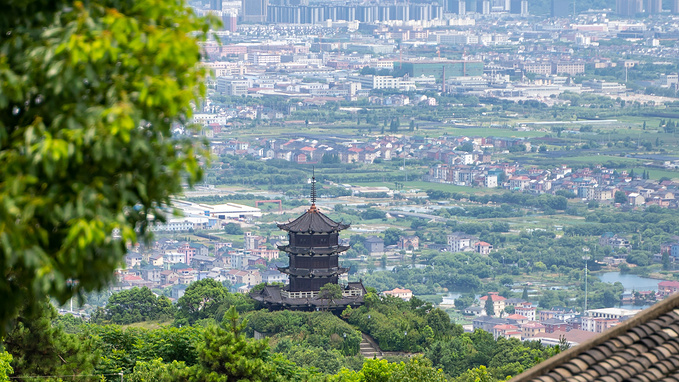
[309,167,317,211]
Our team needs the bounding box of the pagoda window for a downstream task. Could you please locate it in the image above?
[295,256,313,268]
[296,234,311,247]
[312,257,329,268]
[314,235,329,246]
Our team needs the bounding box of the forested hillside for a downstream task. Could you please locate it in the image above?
[0,283,566,381]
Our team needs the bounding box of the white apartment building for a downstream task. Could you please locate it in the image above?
[447,232,476,252]
[582,308,640,333]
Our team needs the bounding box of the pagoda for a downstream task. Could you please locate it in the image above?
[251,175,365,311]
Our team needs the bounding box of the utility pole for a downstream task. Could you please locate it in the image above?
[583,247,591,315]
[404,155,407,182]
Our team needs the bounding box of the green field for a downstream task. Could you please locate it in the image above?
[351,180,499,195]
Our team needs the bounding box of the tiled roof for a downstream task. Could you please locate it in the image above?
[277,205,350,233]
[494,324,519,330]
[512,292,679,382]
[480,294,507,302]
[533,329,597,346]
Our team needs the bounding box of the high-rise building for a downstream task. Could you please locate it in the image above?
[210,0,222,11]
[510,0,528,15]
[477,0,491,13]
[222,12,237,32]
[448,0,466,14]
[551,0,571,17]
[242,0,268,23]
[617,0,642,16]
[267,3,441,23]
[646,0,662,13]
[672,0,679,13]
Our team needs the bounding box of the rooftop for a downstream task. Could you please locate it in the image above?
[277,204,350,233]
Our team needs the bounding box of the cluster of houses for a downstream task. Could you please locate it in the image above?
[466,293,643,346]
[597,232,679,268]
[430,157,679,208]
[447,232,494,255]
[211,135,407,165]
[117,233,288,300]
[207,128,679,211]
[459,280,679,345]
[115,229,426,299]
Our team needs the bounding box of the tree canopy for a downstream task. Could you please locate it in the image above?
[0,0,212,333]
[92,287,175,325]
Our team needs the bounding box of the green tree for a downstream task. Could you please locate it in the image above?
[459,142,474,152]
[614,191,628,204]
[3,301,99,378]
[224,222,244,235]
[127,358,187,382]
[383,228,404,246]
[390,117,400,132]
[522,287,529,300]
[485,295,495,317]
[94,287,175,324]
[534,261,547,275]
[319,283,344,310]
[454,295,474,310]
[187,307,290,382]
[175,279,228,325]
[453,365,500,382]
[0,352,12,382]
[0,0,212,332]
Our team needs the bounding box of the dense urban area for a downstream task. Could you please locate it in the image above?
[4,0,679,381]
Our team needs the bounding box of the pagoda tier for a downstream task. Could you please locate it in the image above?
[286,252,341,269]
[278,266,349,278]
[287,275,340,293]
[277,245,350,255]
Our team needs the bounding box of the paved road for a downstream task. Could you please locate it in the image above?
[388,209,448,222]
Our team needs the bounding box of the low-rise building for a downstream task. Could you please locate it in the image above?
[382,288,413,301]
[479,293,507,317]
[582,308,640,333]
[515,302,537,321]
[521,321,546,339]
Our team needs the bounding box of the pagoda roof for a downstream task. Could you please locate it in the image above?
[277,204,349,233]
[277,245,350,255]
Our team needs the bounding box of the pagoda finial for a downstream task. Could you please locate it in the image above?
[310,167,317,209]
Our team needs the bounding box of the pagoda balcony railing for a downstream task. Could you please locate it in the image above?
[280,289,364,299]
[281,290,318,299]
[343,288,363,297]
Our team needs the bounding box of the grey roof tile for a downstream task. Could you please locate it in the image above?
[512,293,679,382]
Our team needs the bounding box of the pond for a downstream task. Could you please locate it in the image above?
[597,271,666,293]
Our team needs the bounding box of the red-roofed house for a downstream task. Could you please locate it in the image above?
[480,293,507,317]
[507,314,530,325]
[475,241,493,255]
[493,324,522,340]
[521,321,546,339]
[509,176,531,190]
[515,302,537,321]
[658,281,679,298]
